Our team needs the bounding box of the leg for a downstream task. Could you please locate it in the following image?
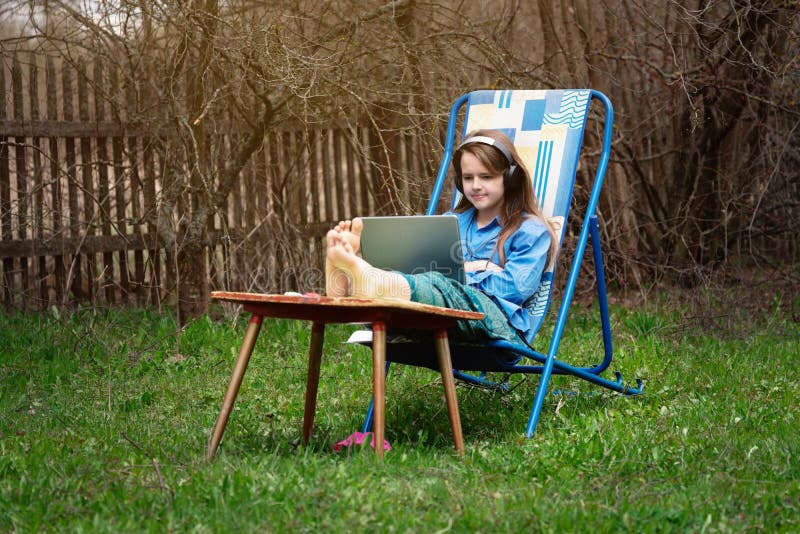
[372,321,387,459]
[590,214,614,372]
[326,233,411,300]
[207,314,263,459]
[434,329,464,454]
[302,322,326,444]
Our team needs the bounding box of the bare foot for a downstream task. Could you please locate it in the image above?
[325,229,349,297]
[334,218,363,254]
[326,231,411,300]
[326,234,368,297]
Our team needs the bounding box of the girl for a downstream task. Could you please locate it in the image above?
[325,129,556,347]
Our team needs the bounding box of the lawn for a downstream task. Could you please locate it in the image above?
[1,298,798,532]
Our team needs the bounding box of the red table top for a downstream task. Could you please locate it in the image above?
[211,291,484,330]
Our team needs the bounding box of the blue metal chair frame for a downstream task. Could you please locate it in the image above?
[362,90,643,438]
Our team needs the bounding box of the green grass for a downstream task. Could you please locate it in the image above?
[1,301,798,532]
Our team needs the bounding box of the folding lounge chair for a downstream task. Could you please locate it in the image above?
[361,89,643,438]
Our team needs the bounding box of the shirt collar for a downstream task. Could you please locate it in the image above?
[469,208,501,230]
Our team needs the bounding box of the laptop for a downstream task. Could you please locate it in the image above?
[359,215,465,284]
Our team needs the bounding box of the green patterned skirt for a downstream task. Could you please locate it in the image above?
[401,271,527,346]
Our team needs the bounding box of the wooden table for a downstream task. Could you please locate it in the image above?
[207,292,484,459]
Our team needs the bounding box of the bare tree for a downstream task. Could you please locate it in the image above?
[501,0,799,285]
[1,0,797,317]
[4,0,536,320]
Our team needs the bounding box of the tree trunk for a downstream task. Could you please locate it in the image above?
[177,239,209,325]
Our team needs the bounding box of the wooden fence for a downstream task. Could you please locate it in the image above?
[0,52,441,310]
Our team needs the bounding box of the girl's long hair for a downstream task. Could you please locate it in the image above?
[453,129,558,266]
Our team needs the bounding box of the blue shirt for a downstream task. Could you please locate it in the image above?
[447,208,551,344]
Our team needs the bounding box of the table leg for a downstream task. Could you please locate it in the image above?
[206,314,263,460]
[434,329,464,454]
[372,321,387,459]
[302,322,326,444]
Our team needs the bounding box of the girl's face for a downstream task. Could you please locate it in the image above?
[460,151,505,220]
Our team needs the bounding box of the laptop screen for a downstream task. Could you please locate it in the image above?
[359,215,465,284]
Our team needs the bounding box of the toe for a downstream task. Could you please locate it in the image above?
[326,229,338,245]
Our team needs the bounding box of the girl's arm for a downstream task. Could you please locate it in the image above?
[468,219,551,305]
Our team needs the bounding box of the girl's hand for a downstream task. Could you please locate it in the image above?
[484,261,503,272]
[464,260,484,272]
[464,260,503,272]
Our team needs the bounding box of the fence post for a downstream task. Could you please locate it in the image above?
[0,54,13,308]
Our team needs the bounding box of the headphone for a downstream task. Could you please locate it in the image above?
[454,135,522,193]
